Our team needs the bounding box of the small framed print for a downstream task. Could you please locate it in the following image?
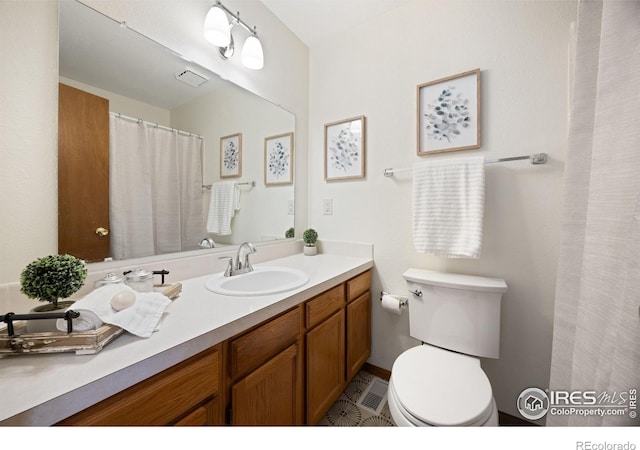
[264,132,294,185]
[324,115,366,181]
[417,69,480,155]
[220,133,242,178]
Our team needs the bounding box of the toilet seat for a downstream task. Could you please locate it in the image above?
[389,345,494,426]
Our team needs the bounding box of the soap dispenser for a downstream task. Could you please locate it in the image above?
[124,268,154,293]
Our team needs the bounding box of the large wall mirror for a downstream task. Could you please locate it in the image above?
[59,0,295,263]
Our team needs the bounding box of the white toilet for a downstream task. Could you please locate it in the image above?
[387,268,508,427]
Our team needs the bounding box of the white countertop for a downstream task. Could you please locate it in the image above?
[0,252,373,426]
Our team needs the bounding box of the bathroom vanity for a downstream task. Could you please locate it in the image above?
[0,243,372,426]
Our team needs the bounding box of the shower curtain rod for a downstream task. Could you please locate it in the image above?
[110,112,203,139]
[383,153,547,177]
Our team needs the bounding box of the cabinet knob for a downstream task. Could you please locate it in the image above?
[96,227,109,237]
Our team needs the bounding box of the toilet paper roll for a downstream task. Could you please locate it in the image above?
[381,294,404,315]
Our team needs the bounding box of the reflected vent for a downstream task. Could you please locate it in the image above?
[175,69,208,87]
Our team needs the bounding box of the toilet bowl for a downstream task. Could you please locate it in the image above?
[387,345,498,426]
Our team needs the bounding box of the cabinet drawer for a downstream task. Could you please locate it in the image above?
[230,306,302,380]
[305,284,345,329]
[346,270,371,303]
[59,346,220,426]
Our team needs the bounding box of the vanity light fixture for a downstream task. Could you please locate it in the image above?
[203,1,264,70]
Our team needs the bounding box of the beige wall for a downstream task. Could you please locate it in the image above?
[308,0,577,420]
[0,1,59,283]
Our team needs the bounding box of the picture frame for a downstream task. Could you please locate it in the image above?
[264,132,294,185]
[324,115,366,181]
[220,133,242,178]
[417,68,480,155]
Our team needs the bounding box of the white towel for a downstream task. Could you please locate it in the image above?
[412,156,485,259]
[206,181,240,235]
[55,284,171,338]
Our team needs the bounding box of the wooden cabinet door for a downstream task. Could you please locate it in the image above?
[347,292,371,381]
[231,341,303,425]
[306,309,346,425]
[58,83,110,262]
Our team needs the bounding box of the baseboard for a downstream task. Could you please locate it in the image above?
[361,362,391,381]
[498,411,537,426]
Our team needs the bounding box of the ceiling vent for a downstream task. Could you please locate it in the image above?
[175,69,208,87]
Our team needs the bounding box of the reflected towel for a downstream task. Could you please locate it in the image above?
[55,284,171,338]
[412,156,485,259]
[206,181,240,235]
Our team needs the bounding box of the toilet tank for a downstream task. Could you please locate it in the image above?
[403,269,507,359]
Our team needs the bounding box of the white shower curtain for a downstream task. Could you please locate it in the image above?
[110,115,204,260]
[548,0,640,426]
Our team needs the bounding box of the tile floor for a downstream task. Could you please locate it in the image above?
[319,370,395,426]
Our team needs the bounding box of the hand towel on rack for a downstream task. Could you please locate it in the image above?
[412,156,485,259]
[206,181,240,235]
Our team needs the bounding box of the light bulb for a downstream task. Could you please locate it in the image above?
[242,35,264,70]
[203,6,230,47]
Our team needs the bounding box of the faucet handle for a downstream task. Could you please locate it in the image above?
[218,256,233,277]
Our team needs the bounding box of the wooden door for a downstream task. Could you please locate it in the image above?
[306,309,346,425]
[346,292,371,381]
[231,342,304,425]
[58,83,110,262]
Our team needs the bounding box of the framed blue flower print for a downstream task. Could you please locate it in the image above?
[324,115,366,181]
[417,69,480,155]
[264,132,294,185]
[220,132,242,178]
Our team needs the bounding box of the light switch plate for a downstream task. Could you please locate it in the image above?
[323,199,333,215]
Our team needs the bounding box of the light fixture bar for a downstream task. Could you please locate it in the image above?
[215,1,259,36]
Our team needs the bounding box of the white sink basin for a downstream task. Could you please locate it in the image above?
[204,267,310,297]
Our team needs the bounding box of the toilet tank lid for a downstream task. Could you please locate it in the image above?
[403,268,507,293]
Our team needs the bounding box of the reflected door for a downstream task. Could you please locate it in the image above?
[58,83,110,261]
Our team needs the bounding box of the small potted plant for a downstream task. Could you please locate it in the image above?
[302,228,318,256]
[285,227,295,239]
[20,254,88,332]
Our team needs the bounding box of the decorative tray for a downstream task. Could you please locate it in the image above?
[0,282,182,356]
[0,322,124,356]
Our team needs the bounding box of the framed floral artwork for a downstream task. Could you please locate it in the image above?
[417,69,480,155]
[220,133,242,178]
[264,132,294,185]
[324,115,366,181]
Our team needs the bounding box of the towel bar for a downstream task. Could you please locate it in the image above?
[383,153,547,177]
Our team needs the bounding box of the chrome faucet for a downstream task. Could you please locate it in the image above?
[235,242,256,274]
[219,242,257,277]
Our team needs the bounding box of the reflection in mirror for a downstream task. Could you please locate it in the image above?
[58,0,295,263]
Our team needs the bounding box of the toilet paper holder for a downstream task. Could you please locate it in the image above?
[380,291,409,308]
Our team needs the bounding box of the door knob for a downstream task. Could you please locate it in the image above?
[96,227,109,237]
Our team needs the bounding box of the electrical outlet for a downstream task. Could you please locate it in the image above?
[287,200,294,215]
[323,199,333,215]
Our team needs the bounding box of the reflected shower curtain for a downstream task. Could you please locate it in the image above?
[548,0,640,426]
[110,115,204,260]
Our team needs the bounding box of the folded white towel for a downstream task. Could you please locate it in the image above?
[55,284,171,338]
[206,181,240,235]
[412,156,485,259]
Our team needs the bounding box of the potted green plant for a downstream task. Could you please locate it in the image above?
[285,227,295,239]
[302,228,318,256]
[20,254,88,332]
